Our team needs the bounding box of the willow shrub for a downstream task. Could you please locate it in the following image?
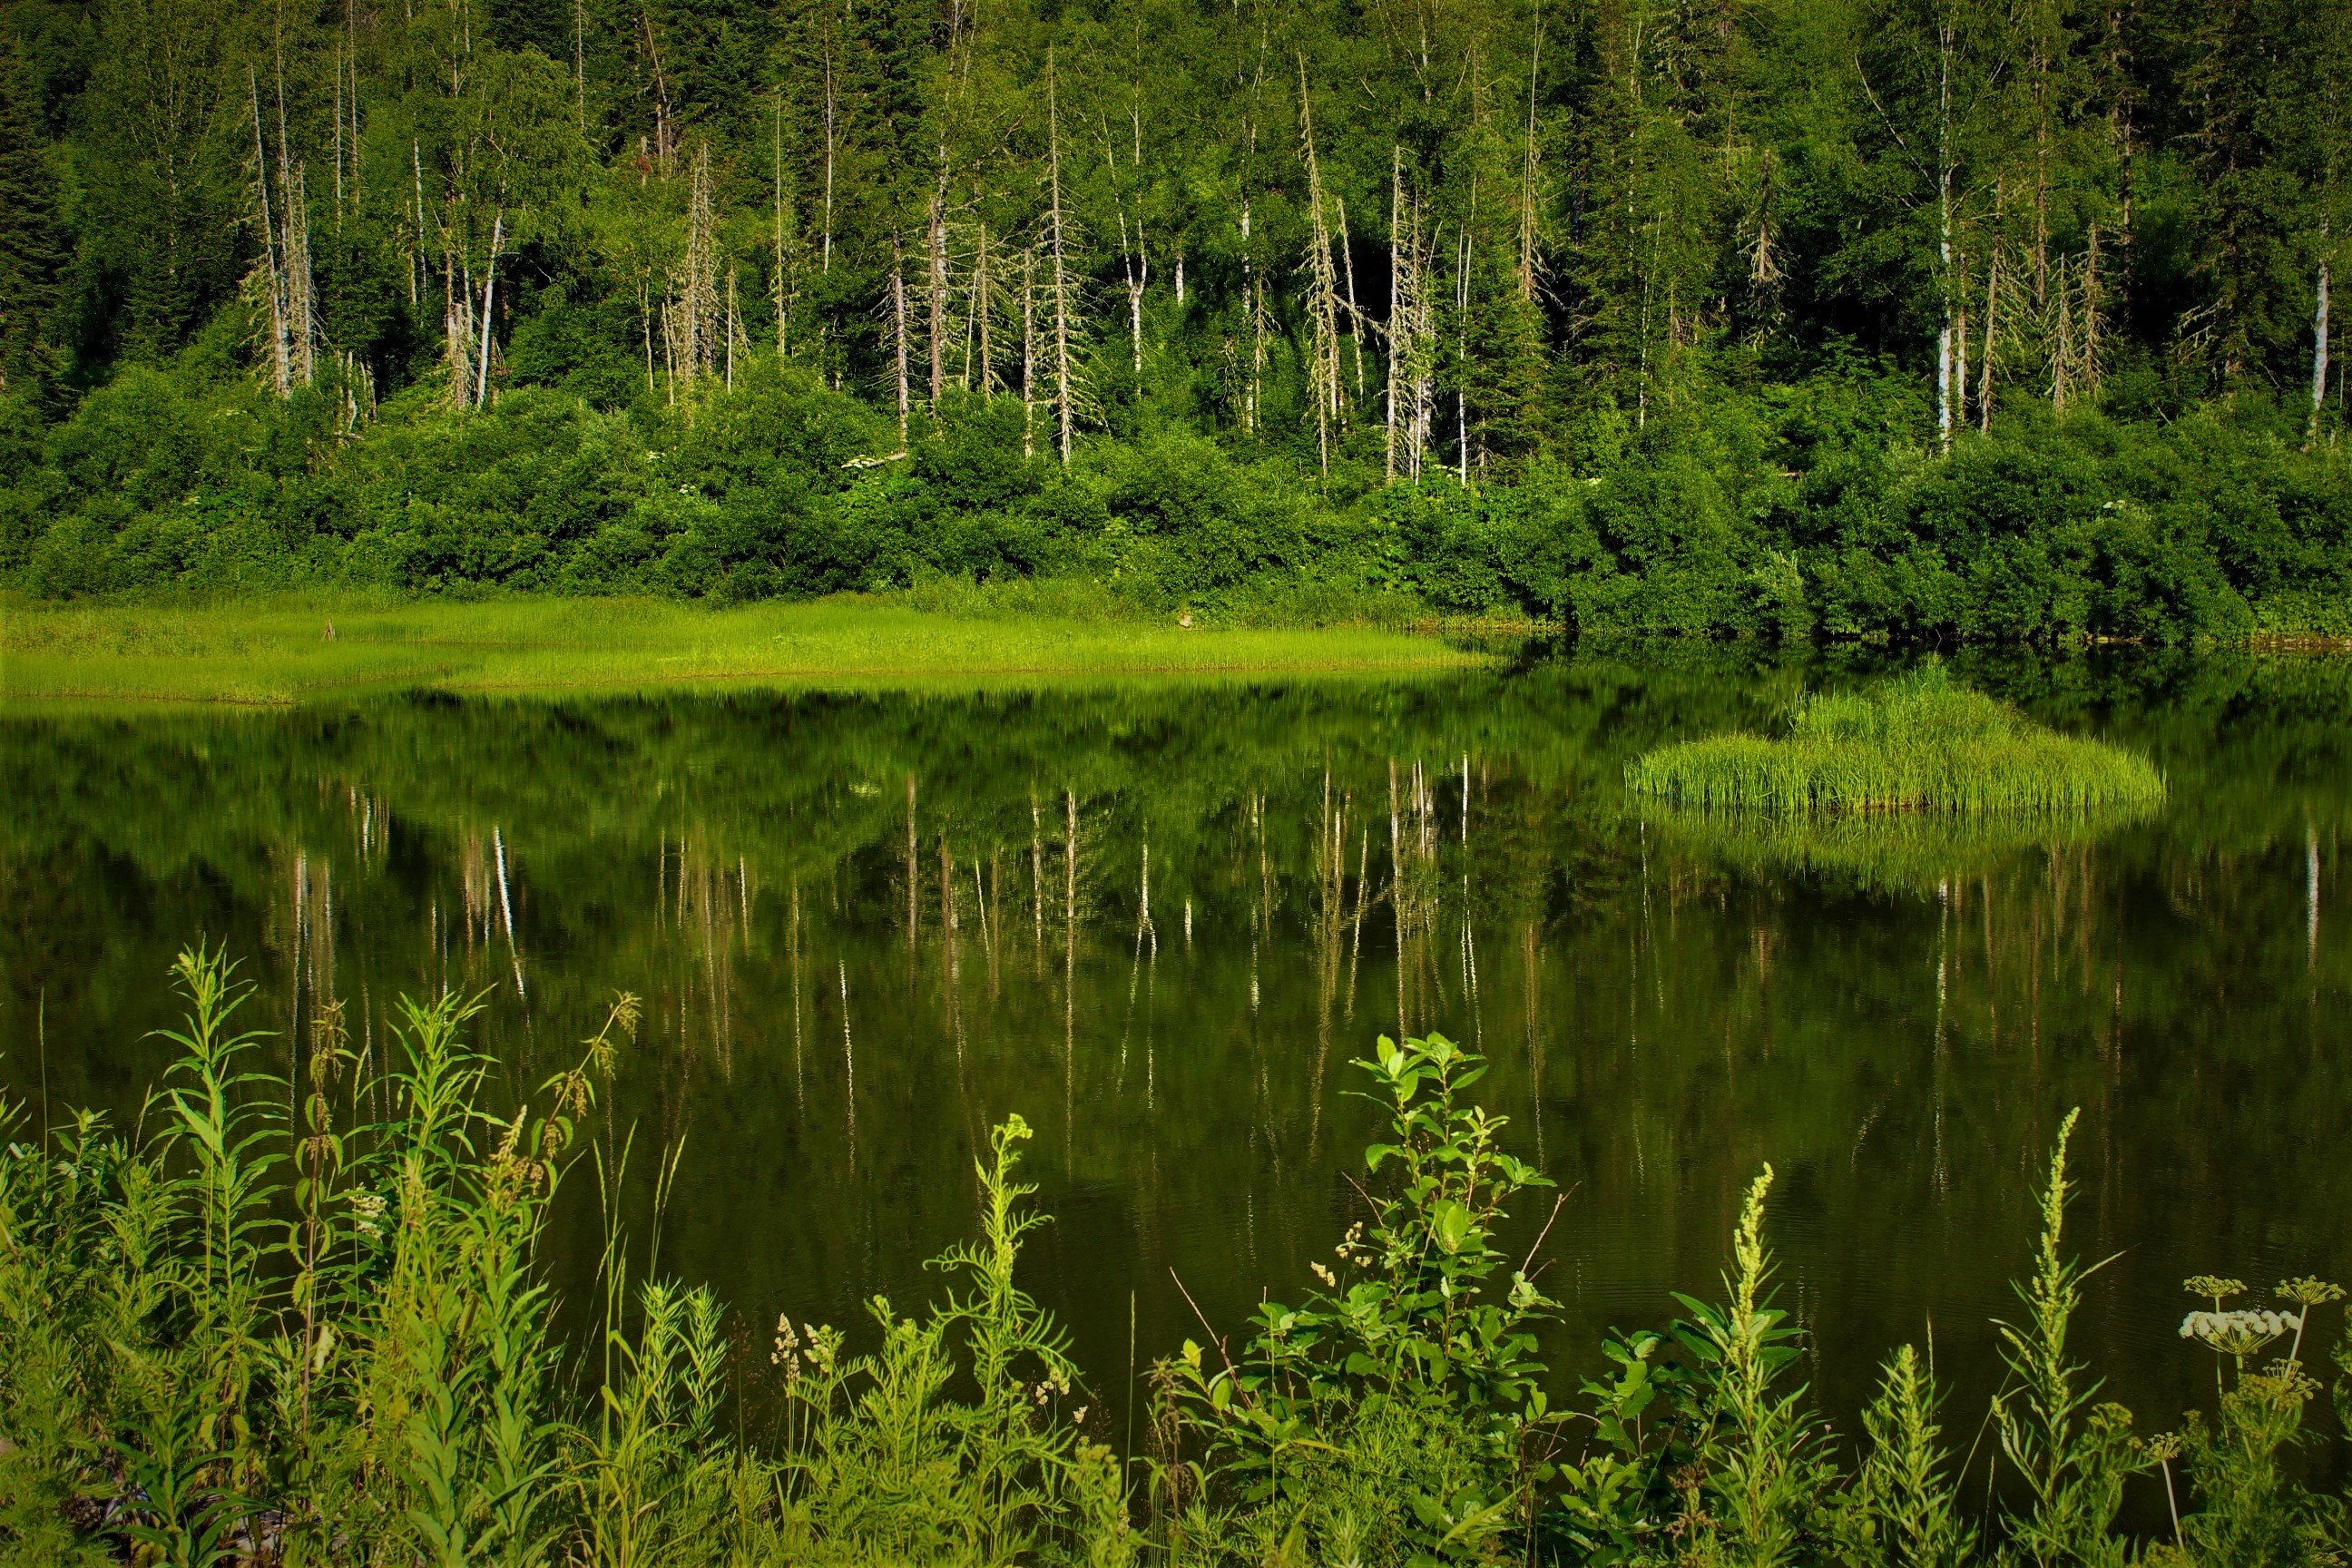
[1626,665,2169,818]
[4,950,2348,1567]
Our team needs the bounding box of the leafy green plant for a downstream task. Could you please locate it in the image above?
[1160,1033,1559,1565]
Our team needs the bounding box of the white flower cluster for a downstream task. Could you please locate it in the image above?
[348,1190,388,1238]
[2179,1308,2299,1347]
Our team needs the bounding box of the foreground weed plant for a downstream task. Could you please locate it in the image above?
[3,950,2347,1566]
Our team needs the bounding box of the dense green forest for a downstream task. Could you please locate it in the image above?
[2,0,2350,639]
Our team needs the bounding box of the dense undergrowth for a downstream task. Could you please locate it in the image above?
[7,364,2352,647]
[3,947,2347,1566]
[1627,667,2171,818]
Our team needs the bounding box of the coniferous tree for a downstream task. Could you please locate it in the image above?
[0,36,63,395]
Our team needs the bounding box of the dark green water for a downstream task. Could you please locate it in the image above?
[5,649,2348,1453]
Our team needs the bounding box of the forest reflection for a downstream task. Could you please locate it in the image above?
[4,649,2347,1444]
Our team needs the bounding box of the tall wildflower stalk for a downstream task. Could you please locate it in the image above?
[1668,1166,1834,1568]
[1991,1109,2145,1568]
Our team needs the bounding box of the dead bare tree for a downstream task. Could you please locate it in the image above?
[1298,54,1344,473]
[1044,54,1081,463]
[929,148,951,403]
[889,235,912,441]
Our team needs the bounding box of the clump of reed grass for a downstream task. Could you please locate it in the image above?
[1627,666,2168,818]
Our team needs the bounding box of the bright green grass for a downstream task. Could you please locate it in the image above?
[1625,667,2168,817]
[0,595,1485,705]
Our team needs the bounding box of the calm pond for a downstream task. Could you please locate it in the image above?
[5,648,2347,1447]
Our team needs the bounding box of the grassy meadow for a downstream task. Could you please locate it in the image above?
[0,595,1487,705]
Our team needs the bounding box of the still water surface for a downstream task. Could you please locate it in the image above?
[5,650,2348,1446]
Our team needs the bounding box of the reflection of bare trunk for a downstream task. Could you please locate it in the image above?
[2311,820,2323,972]
[905,774,918,952]
[789,881,804,1101]
[1063,788,1078,1161]
[1346,828,1368,1020]
[938,832,957,935]
[838,958,856,1171]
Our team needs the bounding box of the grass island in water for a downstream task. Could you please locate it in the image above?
[1625,667,2168,818]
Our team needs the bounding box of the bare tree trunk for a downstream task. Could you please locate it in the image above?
[2082,221,2104,400]
[411,140,426,307]
[928,151,949,404]
[1519,10,1543,303]
[2052,255,2073,416]
[678,144,720,387]
[475,210,503,407]
[288,162,318,388]
[446,250,471,408]
[1936,30,1954,451]
[890,237,911,442]
[1298,55,1342,474]
[1386,148,1401,482]
[250,74,291,398]
[1021,246,1036,458]
[1338,196,1365,402]
[1955,284,1970,431]
[1979,242,1999,434]
[774,97,791,358]
[1456,224,1470,484]
[1046,56,1077,464]
[974,223,994,392]
[1122,220,1147,376]
[2314,242,2332,433]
